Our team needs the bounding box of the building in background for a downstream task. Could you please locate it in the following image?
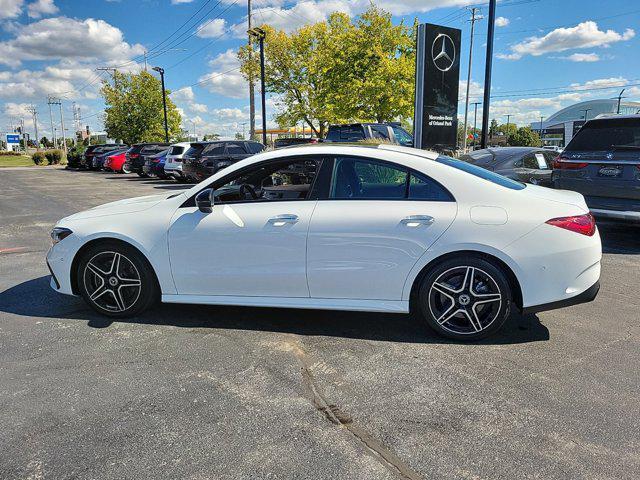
[531,99,640,147]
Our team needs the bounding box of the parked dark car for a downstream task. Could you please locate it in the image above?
[124,143,171,177]
[274,137,319,149]
[92,147,128,170]
[142,149,170,178]
[459,147,556,186]
[82,144,124,169]
[553,115,640,222]
[182,141,264,182]
[324,123,414,146]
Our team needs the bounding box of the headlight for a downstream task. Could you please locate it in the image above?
[50,227,73,246]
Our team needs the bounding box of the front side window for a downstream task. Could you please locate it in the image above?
[391,125,414,146]
[212,158,320,204]
[370,125,391,141]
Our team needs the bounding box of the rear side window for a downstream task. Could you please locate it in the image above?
[203,143,225,155]
[170,146,184,155]
[226,143,246,154]
[436,155,526,190]
[326,126,365,142]
[185,144,205,156]
[370,125,391,140]
[566,118,640,151]
[246,142,264,153]
[330,157,453,201]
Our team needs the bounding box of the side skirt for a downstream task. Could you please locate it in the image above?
[161,294,409,314]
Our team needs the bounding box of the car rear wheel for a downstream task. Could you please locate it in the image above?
[76,241,158,318]
[121,164,131,174]
[417,256,512,341]
[137,172,148,178]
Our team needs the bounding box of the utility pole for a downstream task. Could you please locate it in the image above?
[47,96,57,149]
[462,7,482,152]
[20,118,26,151]
[27,105,39,149]
[539,115,544,136]
[471,102,481,149]
[152,66,170,143]
[58,100,67,154]
[480,0,497,149]
[248,27,267,146]
[616,88,626,114]
[247,0,256,141]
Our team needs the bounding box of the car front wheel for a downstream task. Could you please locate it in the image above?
[417,256,512,341]
[76,241,158,318]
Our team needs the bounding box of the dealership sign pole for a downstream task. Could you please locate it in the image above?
[413,23,462,151]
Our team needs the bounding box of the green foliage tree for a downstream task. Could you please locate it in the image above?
[508,126,542,147]
[101,71,182,144]
[238,5,415,137]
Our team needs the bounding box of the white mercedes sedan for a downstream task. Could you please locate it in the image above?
[47,144,601,340]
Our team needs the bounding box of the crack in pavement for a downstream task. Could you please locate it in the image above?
[285,337,424,480]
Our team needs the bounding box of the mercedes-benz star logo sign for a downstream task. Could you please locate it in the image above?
[432,33,456,72]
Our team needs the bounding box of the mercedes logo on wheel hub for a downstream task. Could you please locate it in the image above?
[432,33,456,72]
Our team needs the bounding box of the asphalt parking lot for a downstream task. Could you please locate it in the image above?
[1,167,639,480]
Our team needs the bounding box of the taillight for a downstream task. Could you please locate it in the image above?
[553,156,587,169]
[546,213,596,236]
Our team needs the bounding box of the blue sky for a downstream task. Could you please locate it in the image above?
[1,0,638,140]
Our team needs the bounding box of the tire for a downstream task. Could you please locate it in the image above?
[121,164,131,174]
[137,172,148,178]
[76,241,159,318]
[416,256,512,341]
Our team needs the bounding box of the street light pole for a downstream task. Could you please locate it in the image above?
[248,27,267,146]
[462,7,481,152]
[153,66,169,143]
[472,102,481,149]
[616,88,626,114]
[480,0,497,149]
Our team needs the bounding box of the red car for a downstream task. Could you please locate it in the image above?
[104,151,129,173]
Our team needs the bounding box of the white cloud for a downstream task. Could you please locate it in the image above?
[197,49,246,99]
[171,0,194,4]
[0,16,145,66]
[171,86,208,114]
[196,18,226,38]
[495,16,509,27]
[27,0,58,19]
[497,21,635,60]
[0,0,23,20]
[563,52,600,62]
[189,102,208,113]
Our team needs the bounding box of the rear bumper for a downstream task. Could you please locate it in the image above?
[591,208,640,222]
[522,280,600,314]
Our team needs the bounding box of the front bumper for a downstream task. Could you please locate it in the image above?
[522,280,600,314]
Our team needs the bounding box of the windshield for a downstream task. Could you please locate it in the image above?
[565,118,640,151]
[436,155,526,190]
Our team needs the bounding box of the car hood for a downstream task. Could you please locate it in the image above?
[61,192,181,221]
[523,184,588,211]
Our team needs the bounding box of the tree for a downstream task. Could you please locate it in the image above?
[203,133,220,141]
[508,126,542,147]
[238,5,415,137]
[489,119,499,137]
[101,71,181,144]
[235,132,244,140]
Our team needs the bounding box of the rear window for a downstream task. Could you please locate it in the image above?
[170,146,185,155]
[326,125,365,142]
[566,118,640,151]
[436,155,526,190]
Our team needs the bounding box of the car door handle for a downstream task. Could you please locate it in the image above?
[269,214,299,226]
[401,215,434,226]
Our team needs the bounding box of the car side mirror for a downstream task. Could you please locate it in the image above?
[195,188,214,213]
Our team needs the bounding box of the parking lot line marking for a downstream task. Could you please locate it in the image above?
[0,247,28,254]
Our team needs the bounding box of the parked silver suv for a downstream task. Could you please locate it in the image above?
[553,115,640,222]
[163,142,192,183]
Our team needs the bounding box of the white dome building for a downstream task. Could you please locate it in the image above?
[530,99,640,147]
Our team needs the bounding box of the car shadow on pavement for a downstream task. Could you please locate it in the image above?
[598,221,640,255]
[0,275,549,345]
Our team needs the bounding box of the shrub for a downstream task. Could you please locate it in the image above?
[44,150,63,165]
[0,150,24,156]
[32,152,45,165]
